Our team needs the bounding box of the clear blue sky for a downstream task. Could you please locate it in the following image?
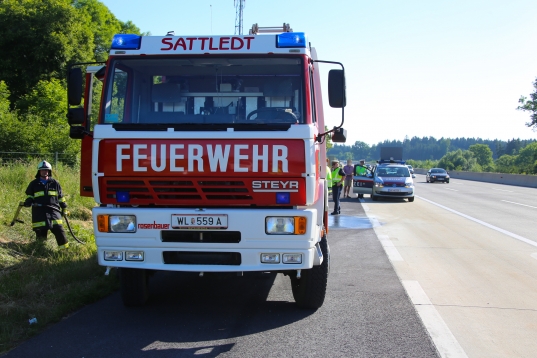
[101,0,537,146]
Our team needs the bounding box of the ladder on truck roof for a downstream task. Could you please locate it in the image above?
[249,23,293,35]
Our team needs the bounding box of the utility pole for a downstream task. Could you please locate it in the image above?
[234,0,245,35]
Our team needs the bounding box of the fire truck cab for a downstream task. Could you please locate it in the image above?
[67,24,346,309]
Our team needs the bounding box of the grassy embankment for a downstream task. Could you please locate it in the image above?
[0,161,119,355]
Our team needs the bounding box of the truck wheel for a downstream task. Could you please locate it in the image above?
[290,236,329,309]
[120,268,149,307]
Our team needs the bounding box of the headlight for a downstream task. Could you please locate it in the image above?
[265,217,306,235]
[405,182,414,188]
[446,175,450,178]
[98,215,136,233]
[375,182,384,188]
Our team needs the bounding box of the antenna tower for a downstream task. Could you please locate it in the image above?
[234,0,245,35]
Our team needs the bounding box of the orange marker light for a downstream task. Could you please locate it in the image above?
[97,215,109,232]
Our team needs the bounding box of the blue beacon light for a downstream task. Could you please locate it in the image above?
[111,34,142,50]
[276,192,291,204]
[116,191,130,203]
[276,32,306,48]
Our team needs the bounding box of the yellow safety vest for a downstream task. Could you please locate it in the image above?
[326,166,332,188]
[331,167,343,186]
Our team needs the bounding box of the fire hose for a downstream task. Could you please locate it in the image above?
[9,202,86,245]
[62,210,86,245]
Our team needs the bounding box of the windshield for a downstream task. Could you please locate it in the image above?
[102,56,304,125]
[376,166,410,177]
[431,169,447,174]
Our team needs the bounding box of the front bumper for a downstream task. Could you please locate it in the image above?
[93,206,321,272]
[373,187,414,197]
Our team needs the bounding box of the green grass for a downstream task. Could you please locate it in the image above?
[0,161,119,355]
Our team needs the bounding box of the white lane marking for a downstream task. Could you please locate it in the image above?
[377,235,404,261]
[501,200,537,209]
[531,253,537,261]
[403,281,468,358]
[418,196,537,248]
[444,188,458,192]
[492,188,514,192]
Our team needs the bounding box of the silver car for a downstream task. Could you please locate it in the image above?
[354,163,415,202]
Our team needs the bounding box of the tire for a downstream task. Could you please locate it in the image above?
[120,268,149,307]
[446,180,449,184]
[408,197,415,202]
[358,194,364,199]
[371,192,378,201]
[426,178,429,183]
[290,235,329,309]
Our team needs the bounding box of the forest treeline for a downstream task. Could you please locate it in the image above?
[328,137,537,174]
[0,0,143,163]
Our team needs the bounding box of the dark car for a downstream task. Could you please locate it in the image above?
[426,168,450,183]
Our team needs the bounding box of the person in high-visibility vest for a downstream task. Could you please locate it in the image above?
[326,158,332,189]
[330,159,345,215]
[355,159,367,176]
[354,159,368,199]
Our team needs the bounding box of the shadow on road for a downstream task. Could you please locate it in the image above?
[4,270,315,357]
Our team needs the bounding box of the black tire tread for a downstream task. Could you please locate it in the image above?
[120,268,149,307]
[291,237,328,309]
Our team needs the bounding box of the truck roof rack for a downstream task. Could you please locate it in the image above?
[249,23,292,35]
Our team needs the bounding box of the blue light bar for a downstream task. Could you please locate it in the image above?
[276,32,306,48]
[276,192,291,204]
[116,191,130,203]
[111,34,142,50]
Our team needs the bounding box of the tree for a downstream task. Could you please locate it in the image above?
[324,126,333,150]
[0,81,9,114]
[514,142,537,174]
[0,0,94,104]
[495,155,517,174]
[351,141,370,161]
[437,149,480,171]
[517,78,537,130]
[468,144,494,172]
[73,0,143,62]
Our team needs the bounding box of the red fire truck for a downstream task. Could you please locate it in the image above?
[67,24,346,308]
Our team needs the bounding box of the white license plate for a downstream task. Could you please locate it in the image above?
[171,214,228,229]
[388,189,401,192]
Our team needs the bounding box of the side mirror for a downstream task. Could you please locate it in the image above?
[69,126,86,139]
[328,69,346,108]
[67,108,85,125]
[68,67,83,106]
[331,127,347,143]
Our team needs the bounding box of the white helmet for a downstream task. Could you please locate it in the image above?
[37,160,52,171]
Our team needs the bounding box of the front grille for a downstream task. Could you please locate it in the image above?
[103,178,253,203]
[380,191,412,196]
[382,182,406,187]
[161,231,241,243]
[163,251,241,265]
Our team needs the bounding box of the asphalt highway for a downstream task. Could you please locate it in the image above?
[4,192,440,357]
[365,175,537,358]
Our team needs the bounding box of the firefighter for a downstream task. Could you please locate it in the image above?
[23,161,69,249]
[330,159,345,215]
